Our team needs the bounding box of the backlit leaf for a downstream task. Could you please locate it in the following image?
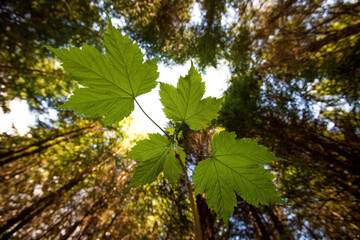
[127,134,186,186]
[193,131,283,226]
[47,18,159,125]
[159,62,221,130]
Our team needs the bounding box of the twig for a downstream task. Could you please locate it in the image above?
[175,148,203,240]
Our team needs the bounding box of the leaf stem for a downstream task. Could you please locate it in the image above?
[175,148,203,240]
[134,98,171,139]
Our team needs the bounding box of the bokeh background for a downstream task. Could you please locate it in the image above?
[1,0,359,239]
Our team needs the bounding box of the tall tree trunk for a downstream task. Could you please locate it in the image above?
[60,199,101,240]
[0,162,36,182]
[0,126,100,166]
[0,125,94,160]
[196,194,215,240]
[306,20,360,52]
[268,206,294,240]
[99,213,118,240]
[36,202,82,240]
[0,155,111,239]
[248,204,271,240]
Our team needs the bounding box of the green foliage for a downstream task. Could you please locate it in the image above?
[159,62,221,130]
[4,1,360,239]
[0,0,110,113]
[112,0,193,65]
[127,134,185,186]
[49,18,282,233]
[47,18,159,125]
[193,131,283,226]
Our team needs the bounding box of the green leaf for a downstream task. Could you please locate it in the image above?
[47,18,159,125]
[193,131,283,226]
[159,62,221,130]
[164,127,175,136]
[128,134,186,186]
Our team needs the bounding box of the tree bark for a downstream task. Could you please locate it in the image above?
[0,155,111,239]
[268,206,294,240]
[0,126,100,166]
[0,125,94,160]
[60,199,101,240]
[196,194,215,240]
[248,204,271,240]
[36,202,82,240]
[306,20,360,53]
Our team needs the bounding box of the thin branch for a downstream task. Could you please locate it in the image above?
[134,98,171,139]
[175,148,203,240]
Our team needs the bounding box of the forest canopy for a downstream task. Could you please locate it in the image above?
[1,0,359,239]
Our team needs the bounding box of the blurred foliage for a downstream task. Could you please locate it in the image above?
[0,0,108,112]
[108,0,194,65]
[1,0,359,239]
[217,1,360,239]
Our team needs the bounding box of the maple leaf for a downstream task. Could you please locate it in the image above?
[193,131,283,226]
[47,18,159,125]
[159,62,221,130]
[127,134,186,186]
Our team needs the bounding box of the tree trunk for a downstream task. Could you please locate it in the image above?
[0,125,94,160]
[248,204,271,240]
[196,194,215,240]
[0,126,100,166]
[60,199,101,240]
[268,206,294,240]
[0,155,111,239]
[36,202,82,240]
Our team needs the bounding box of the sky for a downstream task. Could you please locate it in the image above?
[0,99,36,135]
[0,61,230,136]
